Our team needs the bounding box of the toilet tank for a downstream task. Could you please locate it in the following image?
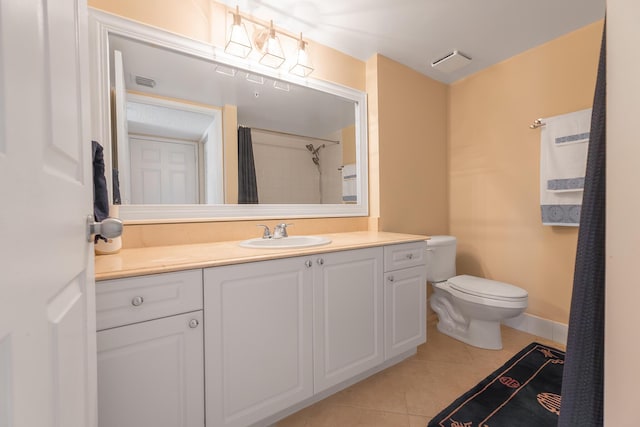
[426,235,457,282]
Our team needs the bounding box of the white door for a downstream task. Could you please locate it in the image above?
[129,136,199,204]
[0,1,95,427]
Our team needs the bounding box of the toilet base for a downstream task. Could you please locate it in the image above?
[431,288,504,350]
[430,281,526,350]
[436,318,503,350]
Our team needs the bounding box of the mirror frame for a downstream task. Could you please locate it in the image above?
[89,9,369,223]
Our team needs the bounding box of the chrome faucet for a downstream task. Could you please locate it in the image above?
[272,223,292,239]
[257,223,293,239]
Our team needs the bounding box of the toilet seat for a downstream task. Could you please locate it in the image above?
[447,275,528,303]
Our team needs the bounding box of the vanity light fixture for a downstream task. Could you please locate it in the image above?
[289,33,314,77]
[273,80,290,92]
[214,64,237,77]
[254,20,286,69]
[224,7,314,77]
[225,6,252,58]
[246,73,265,84]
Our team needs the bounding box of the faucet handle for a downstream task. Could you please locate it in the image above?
[257,224,271,239]
[274,223,293,238]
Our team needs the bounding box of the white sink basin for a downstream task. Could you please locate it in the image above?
[239,235,331,249]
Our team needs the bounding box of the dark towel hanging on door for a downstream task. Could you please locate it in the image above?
[92,140,109,242]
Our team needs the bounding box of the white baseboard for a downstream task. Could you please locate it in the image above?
[502,312,568,346]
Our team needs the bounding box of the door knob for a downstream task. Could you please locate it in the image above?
[87,215,123,242]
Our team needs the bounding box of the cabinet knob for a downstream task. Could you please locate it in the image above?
[388,276,395,282]
[131,296,144,307]
[188,319,199,329]
[305,260,313,268]
[406,253,414,260]
[317,258,324,266]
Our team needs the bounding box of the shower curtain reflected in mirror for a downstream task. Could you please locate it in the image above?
[238,126,259,204]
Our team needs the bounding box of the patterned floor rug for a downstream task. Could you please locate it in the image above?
[427,342,565,427]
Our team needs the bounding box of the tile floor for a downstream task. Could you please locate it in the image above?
[276,314,564,427]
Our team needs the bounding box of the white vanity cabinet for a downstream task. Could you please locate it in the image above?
[383,241,428,360]
[204,256,314,427]
[312,247,384,393]
[203,246,384,426]
[93,235,428,427]
[96,270,205,427]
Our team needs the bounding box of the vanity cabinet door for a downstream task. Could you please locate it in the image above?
[204,257,314,427]
[313,247,384,393]
[97,311,204,427]
[384,266,427,360]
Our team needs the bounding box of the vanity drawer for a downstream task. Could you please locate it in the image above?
[96,270,203,331]
[383,241,427,272]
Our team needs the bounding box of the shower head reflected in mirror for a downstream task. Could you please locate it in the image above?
[306,143,324,155]
[305,143,325,166]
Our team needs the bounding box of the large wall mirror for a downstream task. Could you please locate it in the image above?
[89,9,368,223]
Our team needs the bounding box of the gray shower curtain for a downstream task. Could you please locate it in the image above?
[238,126,259,204]
[558,24,605,427]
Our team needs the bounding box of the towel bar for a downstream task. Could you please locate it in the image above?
[530,118,546,129]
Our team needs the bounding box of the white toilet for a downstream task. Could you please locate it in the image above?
[427,236,528,350]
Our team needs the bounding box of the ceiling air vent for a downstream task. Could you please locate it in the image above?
[431,50,472,73]
[134,75,156,88]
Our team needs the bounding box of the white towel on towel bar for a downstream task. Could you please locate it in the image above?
[341,163,357,203]
[540,108,591,226]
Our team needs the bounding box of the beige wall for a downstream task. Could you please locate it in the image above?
[89,0,212,42]
[366,56,381,225]
[222,104,238,203]
[341,125,356,165]
[448,21,603,323]
[122,217,370,248]
[606,1,640,422]
[371,54,449,235]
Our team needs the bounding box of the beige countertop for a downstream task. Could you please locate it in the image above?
[95,231,429,281]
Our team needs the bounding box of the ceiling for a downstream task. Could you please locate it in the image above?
[218,0,605,83]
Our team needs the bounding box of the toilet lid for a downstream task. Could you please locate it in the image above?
[448,275,528,300]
